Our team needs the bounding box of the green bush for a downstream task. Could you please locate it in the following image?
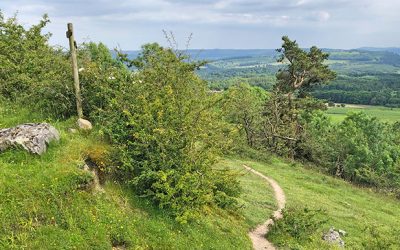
[302,111,400,194]
[267,207,327,248]
[221,83,267,149]
[0,12,130,119]
[212,169,242,209]
[78,42,131,121]
[98,43,239,222]
[0,13,76,118]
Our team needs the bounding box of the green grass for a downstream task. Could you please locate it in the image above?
[219,157,400,249]
[3,102,400,249]
[215,159,275,229]
[326,104,400,123]
[0,103,257,250]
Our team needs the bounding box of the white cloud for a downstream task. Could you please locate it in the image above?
[0,0,399,49]
[314,11,331,22]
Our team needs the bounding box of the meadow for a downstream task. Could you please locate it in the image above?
[326,104,400,123]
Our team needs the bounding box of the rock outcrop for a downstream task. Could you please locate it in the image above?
[0,123,60,155]
[322,227,345,247]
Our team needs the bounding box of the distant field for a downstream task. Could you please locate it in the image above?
[326,104,400,123]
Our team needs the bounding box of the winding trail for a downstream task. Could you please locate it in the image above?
[243,165,286,250]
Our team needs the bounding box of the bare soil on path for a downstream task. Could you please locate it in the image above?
[243,165,286,250]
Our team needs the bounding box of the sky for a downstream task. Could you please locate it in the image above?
[1,0,399,50]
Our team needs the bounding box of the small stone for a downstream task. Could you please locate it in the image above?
[77,118,92,130]
[338,229,347,236]
[68,128,78,133]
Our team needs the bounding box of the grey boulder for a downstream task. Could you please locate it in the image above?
[322,227,345,247]
[0,123,60,155]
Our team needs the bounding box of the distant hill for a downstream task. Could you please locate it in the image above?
[118,47,400,61]
[358,47,400,55]
[117,49,277,61]
[185,49,277,60]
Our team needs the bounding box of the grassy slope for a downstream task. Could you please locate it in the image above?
[219,158,400,249]
[4,102,400,249]
[1,103,270,250]
[215,159,275,229]
[326,105,400,123]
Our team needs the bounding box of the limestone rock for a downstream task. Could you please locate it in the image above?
[322,227,345,247]
[77,118,92,130]
[0,123,60,155]
[68,128,78,134]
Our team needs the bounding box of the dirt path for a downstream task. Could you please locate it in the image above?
[243,165,286,250]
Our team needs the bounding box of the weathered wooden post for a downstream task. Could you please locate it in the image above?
[66,23,83,119]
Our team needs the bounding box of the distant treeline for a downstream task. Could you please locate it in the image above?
[312,73,400,107]
[199,49,400,106]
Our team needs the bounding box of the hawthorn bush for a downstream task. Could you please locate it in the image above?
[0,13,76,118]
[97,44,240,222]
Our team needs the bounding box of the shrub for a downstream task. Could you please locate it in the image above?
[78,42,132,122]
[99,43,239,222]
[0,12,129,119]
[0,12,76,118]
[222,83,267,149]
[301,111,400,194]
[267,207,327,248]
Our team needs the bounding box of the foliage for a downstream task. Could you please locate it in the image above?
[222,82,268,148]
[0,12,76,118]
[98,43,239,222]
[297,110,334,166]
[0,12,131,119]
[267,207,327,248]
[261,94,327,158]
[78,42,131,121]
[260,36,335,158]
[302,111,400,194]
[275,36,336,95]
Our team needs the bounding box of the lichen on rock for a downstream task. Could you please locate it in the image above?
[322,227,345,247]
[0,123,60,155]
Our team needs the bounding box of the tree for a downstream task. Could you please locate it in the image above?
[263,36,335,158]
[223,82,267,148]
[275,36,336,96]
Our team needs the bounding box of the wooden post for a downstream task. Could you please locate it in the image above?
[66,23,83,118]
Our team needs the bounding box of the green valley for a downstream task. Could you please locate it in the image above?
[1,9,400,250]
